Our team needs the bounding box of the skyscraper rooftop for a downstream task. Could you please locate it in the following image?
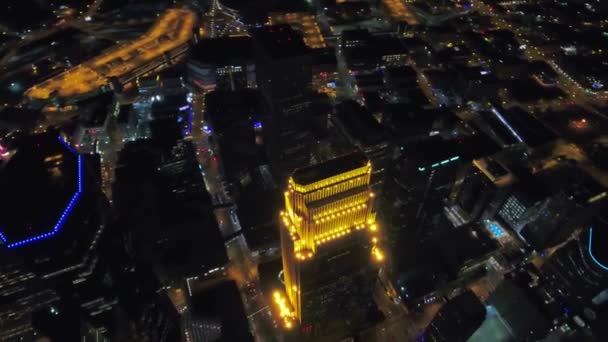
[0,133,82,248]
[291,152,368,186]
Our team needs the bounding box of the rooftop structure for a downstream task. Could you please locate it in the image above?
[472,157,515,188]
[402,134,500,173]
[290,152,368,186]
[253,24,309,60]
[0,132,122,341]
[189,36,253,65]
[0,134,82,248]
[423,290,486,342]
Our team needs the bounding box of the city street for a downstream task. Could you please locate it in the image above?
[189,89,279,342]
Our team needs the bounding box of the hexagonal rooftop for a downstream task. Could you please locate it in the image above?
[0,133,82,249]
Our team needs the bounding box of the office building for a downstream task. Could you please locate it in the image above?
[253,24,312,105]
[390,133,499,240]
[331,101,390,192]
[423,290,486,342]
[0,132,121,341]
[450,157,515,225]
[183,280,253,342]
[277,153,381,329]
[486,262,605,342]
[541,215,608,308]
[493,163,606,249]
[188,36,256,91]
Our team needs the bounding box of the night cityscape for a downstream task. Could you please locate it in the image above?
[0,0,607,341]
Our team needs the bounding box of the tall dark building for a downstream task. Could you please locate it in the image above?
[390,133,499,240]
[114,139,227,284]
[541,215,608,310]
[113,138,228,341]
[253,24,312,106]
[183,280,253,342]
[487,261,606,342]
[187,36,256,91]
[487,270,554,342]
[450,157,514,225]
[519,165,606,249]
[493,164,606,249]
[423,290,486,342]
[0,132,122,341]
[331,101,390,192]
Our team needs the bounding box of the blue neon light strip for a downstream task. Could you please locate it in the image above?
[588,227,608,271]
[3,142,83,249]
[418,156,460,172]
[57,136,77,154]
[78,155,82,192]
[490,107,524,143]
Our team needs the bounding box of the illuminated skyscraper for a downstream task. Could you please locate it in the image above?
[277,153,382,329]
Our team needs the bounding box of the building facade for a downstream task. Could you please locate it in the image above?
[277,153,382,329]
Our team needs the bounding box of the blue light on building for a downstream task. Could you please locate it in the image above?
[490,107,524,143]
[487,222,506,239]
[2,138,84,249]
[588,227,608,271]
[418,156,460,172]
[253,121,263,129]
[57,136,77,154]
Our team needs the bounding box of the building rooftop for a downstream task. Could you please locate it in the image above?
[402,133,500,170]
[488,267,555,341]
[500,106,556,147]
[0,107,39,131]
[253,24,309,59]
[189,280,253,342]
[0,132,82,248]
[334,100,388,146]
[189,36,253,65]
[292,152,368,186]
[535,163,606,204]
[204,89,262,134]
[425,290,486,341]
[431,224,498,278]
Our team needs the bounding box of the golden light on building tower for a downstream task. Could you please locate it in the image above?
[275,153,382,328]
